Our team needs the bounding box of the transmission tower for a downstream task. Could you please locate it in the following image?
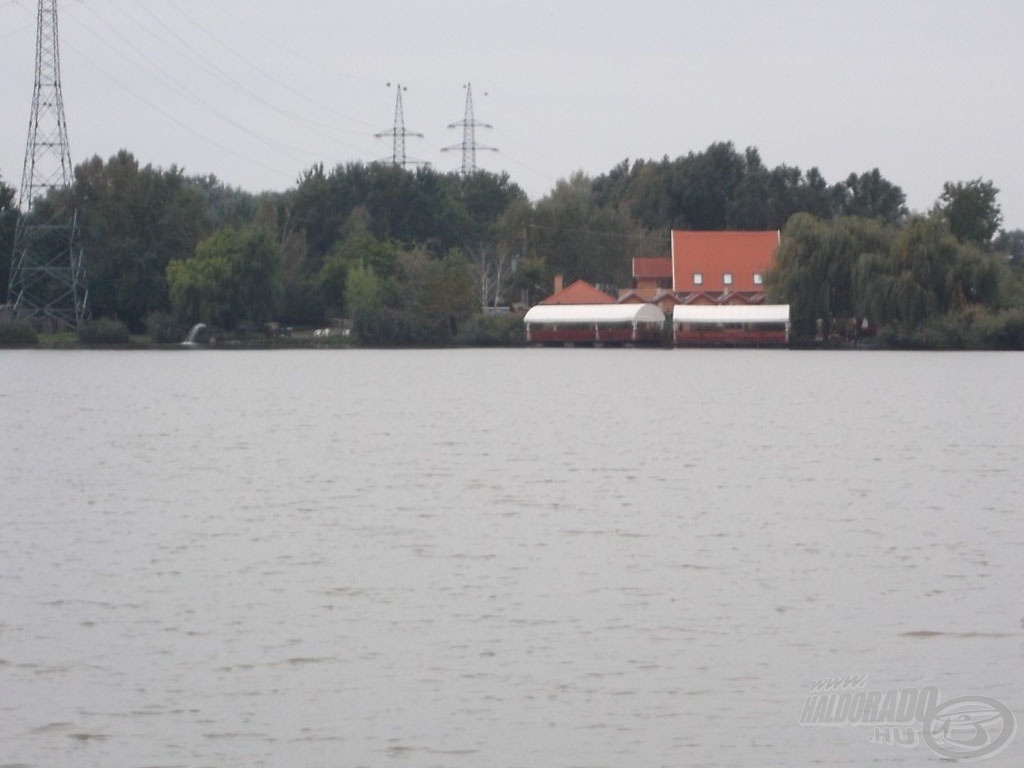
[375,83,424,169]
[443,83,497,175]
[8,0,88,331]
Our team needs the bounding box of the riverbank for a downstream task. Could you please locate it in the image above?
[2,318,1024,351]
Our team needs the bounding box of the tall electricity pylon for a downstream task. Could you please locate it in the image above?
[375,83,424,169]
[8,0,88,331]
[443,83,497,175]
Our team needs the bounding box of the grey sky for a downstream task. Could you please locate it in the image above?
[2,0,1022,228]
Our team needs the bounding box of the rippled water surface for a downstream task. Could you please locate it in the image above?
[1,349,1022,767]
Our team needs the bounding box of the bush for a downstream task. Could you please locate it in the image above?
[457,313,525,346]
[78,317,130,345]
[0,320,39,346]
[995,308,1024,349]
[353,306,451,346]
[145,310,185,344]
[898,306,1024,350]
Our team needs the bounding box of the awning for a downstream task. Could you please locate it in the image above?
[672,304,790,324]
[524,303,666,325]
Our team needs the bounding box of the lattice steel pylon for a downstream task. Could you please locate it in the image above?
[375,83,424,169]
[8,0,88,331]
[443,83,497,175]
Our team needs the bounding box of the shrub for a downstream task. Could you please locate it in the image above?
[457,313,525,346]
[145,310,185,344]
[0,320,39,346]
[995,308,1024,349]
[78,317,130,345]
[353,306,450,346]
[905,306,1024,350]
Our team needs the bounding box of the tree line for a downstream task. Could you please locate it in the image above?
[2,141,1022,347]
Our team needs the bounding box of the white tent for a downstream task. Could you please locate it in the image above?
[524,303,665,326]
[672,304,790,325]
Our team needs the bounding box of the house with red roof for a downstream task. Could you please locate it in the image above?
[667,230,789,345]
[539,277,616,305]
[671,230,780,302]
[522,233,790,347]
[630,257,673,299]
[525,276,664,345]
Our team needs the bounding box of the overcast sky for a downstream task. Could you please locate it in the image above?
[2,0,1022,228]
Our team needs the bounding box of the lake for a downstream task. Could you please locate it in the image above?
[1,348,1021,767]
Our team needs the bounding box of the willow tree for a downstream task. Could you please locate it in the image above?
[768,213,893,339]
[167,226,281,328]
[854,216,1006,334]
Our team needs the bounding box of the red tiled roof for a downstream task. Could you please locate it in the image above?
[682,290,767,305]
[650,289,683,305]
[719,291,755,305]
[539,279,615,305]
[671,230,779,293]
[632,257,672,279]
[682,291,720,305]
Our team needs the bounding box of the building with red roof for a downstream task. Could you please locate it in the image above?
[523,236,790,347]
[527,276,663,345]
[539,278,615,305]
[671,230,780,300]
[630,257,673,298]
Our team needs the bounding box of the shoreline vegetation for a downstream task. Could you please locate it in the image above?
[2,143,1023,351]
[4,309,1024,351]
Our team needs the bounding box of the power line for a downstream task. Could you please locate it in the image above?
[8,0,88,331]
[172,0,380,135]
[60,36,289,177]
[375,83,425,169]
[443,82,497,175]
[67,3,313,164]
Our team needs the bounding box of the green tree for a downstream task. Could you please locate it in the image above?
[768,213,894,339]
[620,159,676,230]
[456,173,529,307]
[837,169,907,225]
[317,231,406,317]
[189,174,263,229]
[411,250,477,337]
[856,216,1007,334]
[74,151,211,331]
[938,178,1002,246]
[167,226,281,328]
[343,261,381,320]
[994,229,1024,266]
[251,200,318,324]
[0,173,17,297]
[230,227,281,324]
[669,142,747,230]
[167,251,232,327]
[458,171,528,242]
[728,163,838,230]
[589,148,910,234]
[530,172,652,290]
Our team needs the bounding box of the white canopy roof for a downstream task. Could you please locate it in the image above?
[524,303,666,325]
[673,304,790,324]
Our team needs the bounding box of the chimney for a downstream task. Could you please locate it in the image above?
[553,273,564,294]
